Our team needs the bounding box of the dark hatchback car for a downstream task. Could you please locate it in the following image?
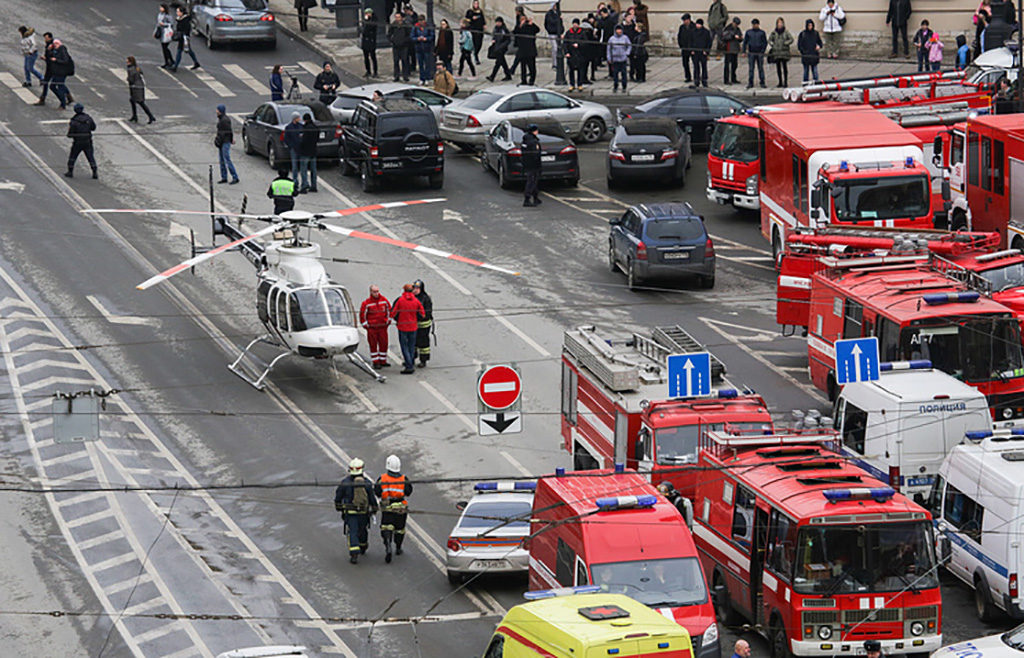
[339,98,444,191]
[481,119,579,189]
[607,118,691,188]
[608,203,715,290]
[619,89,748,150]
[241,99,339,169]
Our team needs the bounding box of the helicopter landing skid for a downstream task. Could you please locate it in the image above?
[227,335,290,390]
[347,351,386,383]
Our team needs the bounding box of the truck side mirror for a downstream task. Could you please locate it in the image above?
[810,188,822,209]
[933,134,943,159]
[941,179,951,201]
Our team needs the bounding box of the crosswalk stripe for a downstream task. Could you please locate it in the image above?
[297,60,321,76]
[192,68,235,97]
[222,64,268,95]
[0,71,40,104]
[155,66,198,99]
[107,67,158,99]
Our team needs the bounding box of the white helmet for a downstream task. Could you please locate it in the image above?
[349,457,364,475]
[386,454,401,473]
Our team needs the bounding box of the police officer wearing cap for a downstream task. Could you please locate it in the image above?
[374,454,412,563]
[863,640,883,658]
[521,123,542,207]
[334,458,379,564]
[266,169,297,215]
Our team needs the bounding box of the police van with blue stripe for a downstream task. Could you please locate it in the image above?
[928,429,1024,621]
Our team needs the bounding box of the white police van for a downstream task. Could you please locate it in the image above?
[933,623,1024,657]
[833,361,992,502]
[928,429,1024,621]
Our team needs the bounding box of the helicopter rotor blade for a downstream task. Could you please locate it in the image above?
[318,223,521,277]
[137,222,287,290]
[319,197,446,218]
[82,209,275,220]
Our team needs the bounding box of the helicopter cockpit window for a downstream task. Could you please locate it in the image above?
[276,291,288,331]
[291,289,334,330]
[324,288,353,326]
[257,281,272,323]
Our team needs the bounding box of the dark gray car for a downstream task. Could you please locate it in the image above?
[192,0,276,49]
[608,203,715,290]
[607,118,691,189]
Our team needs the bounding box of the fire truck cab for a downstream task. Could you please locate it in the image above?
[706,112,761,210]
[529,468,720,658]
[760,107,934,262]
[561,325,772,497]
[693,430,942,657]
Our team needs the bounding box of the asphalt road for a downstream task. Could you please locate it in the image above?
[0,1,1007,656]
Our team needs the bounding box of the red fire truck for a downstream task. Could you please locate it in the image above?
[706,111,762,211]
[933,114,1024,247]
[692,429,942,657]
[805,255,1024,421]
[561,325,772,498]
[529,467,720,658]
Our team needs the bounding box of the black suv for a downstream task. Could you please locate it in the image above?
[339,98,444,192]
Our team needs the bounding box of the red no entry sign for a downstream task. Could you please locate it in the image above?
[477,365,522,410]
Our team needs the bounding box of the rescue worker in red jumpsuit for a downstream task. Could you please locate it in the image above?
[390,283,425,374]
[359,284,392,369]
[374,454,413,563]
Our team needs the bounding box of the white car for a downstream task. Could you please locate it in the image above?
[933,624,1024,657]
[440,85,612,148]
[329,82,453,124]
[445,481,535,584]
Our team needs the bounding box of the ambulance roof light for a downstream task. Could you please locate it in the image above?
[523,585,602,600]
[595,495,658,510]
[923,291,980,305]
[880,360,932,371]
[823,487,895,503]
[474,481,537,492]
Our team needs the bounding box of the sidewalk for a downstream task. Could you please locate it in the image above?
[270,1,921,101]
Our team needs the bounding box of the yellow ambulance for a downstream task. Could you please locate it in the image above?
[481,587,694,658]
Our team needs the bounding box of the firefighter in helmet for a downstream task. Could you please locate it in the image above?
[334,457,378,564]
[374,454,412,563]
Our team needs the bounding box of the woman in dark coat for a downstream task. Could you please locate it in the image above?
[412,279,432,367]
[435,18,455,72]
[797,18,822,83]
[126,56,156,123]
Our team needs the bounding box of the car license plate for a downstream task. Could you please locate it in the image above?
[382,161,402,168]
[663,252,690,260]
[632,154,655,162]
[320,131,327,140]
[470,559,509,570]
[541,155,556,163]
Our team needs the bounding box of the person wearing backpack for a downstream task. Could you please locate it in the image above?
[458,19,477,78]
[819,0,845,58]
[334,458,379,564]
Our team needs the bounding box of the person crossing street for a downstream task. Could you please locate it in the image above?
[170,5,200,72]
[126,56,156,124]
[215,104,239,184]
[360,285,392,369]
[65,103,97,179]
[412,279,432,367]
[334,458,378,564]
[374,455,412,563]
[266,169,297,214]
[521,123,542,207]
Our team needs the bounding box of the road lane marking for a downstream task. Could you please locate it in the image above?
[0,180,25,193]
[192,68,235,96]
[484,309,549,356]
[223,64,270,95]
[0,71,40,103]
[419,380,476,432]
[297,61,321,76]
[108,67,158,99]
[87,295,160,326]
[500,451,533,477]
[88,6,112,21]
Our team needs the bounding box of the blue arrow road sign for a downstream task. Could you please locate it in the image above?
[668,352,712,398]
[834,337,880,385]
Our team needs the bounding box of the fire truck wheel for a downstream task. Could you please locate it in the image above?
[950,210,968,232]
[769,618,792,658]
[772,232,783,268]
[712,571,740,625]
[1014,235,1024,252]
[974,573,998,622]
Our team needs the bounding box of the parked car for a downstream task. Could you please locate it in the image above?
[445,481,535,584]
[339,98,444,191]
[241,100,339,169]
[440,85,612,149]
[329,82,453,125]
[619,89,747,149]
[191,0,276,49]
[608,203,715,290]
[607,117,691,189]
[481,119,579,189]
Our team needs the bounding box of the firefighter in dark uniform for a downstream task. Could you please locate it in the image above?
[374,454,413,563]
[334,458,378,564]
[521,123,542,207]
[412,279,433,367]
[266,168,297,215]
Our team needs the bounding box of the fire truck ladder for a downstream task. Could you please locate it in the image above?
[929,254,994,295]
[649,325,726,381]
[783,70,973,102]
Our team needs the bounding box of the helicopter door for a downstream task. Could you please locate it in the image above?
[275,289,289,334]
[257,281,272,324]
[289,292,310,332]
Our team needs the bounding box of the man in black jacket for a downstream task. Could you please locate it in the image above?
[486,17,512,82]
[388,12,411,82]
[214,104,239,184]
[313,62,339,104]
[297,113,319,194]
[544,3,564,70]
[514,15,541,86]
[677,13,695,83]
[361,9,378,77]
[692,18,711,87]
[65,103,96,179]
[521,124,542,207]
[742,18,767,88]
[886,0,912,57]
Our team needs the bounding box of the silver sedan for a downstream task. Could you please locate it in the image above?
[440,85,613,148]
[329,83,454,124]
[445,483,534,584]
[192,0,276,49]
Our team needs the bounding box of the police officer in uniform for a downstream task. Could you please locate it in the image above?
[334,458,378,564]
[266,168,297,215]
[863,640,882,658]
[374,454,413,563]
[412,279,432,368]
[521,123,542,207]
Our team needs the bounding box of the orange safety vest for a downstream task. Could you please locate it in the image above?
[379,473,408,506]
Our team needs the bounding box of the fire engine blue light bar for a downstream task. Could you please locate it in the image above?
[717,388,738,399]
[922,292,980,305]
[595,495,658,510]
[474,481,537,492]
[823,487,895,502]
[523,585,602,600]
[880,360,932,372]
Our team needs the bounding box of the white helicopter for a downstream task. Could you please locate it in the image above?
[86,196,519,390]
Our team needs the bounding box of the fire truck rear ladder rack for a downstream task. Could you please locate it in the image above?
[929,254,994,295]
[649,326,726,381]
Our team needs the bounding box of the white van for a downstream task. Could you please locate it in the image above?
[833,363,991,502]
[928,430,1024,621]
[964,46,1016,86]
